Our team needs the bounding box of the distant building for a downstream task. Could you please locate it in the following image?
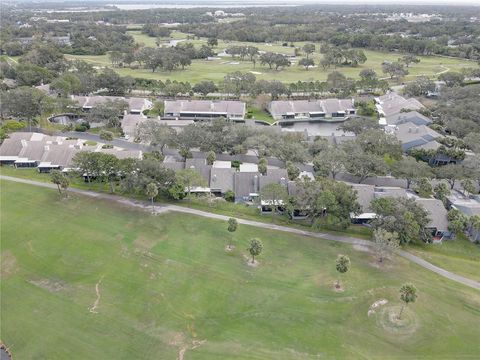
[269,99,355,122]
[375,93,424,118]
[388,122,441,152]
[71,96,152,115]
[0,132,141,172]
[383,111,432,127]
[164,100,246,120]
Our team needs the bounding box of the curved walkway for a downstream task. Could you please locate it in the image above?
[2,175,479,291]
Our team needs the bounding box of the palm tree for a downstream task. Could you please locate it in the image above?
[335,254,351,289]
[145,183,158,213]
[399,283,417,319]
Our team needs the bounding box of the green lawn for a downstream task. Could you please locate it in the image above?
[246,106,275,124]
[65,30,478,85]
[409,234,480,282]
[1,180,480,359]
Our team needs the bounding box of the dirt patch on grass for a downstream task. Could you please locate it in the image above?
[333,282,344,292]
[134,235,161,250]
[0,251,17,279]
[168,332,206,360]
[369,260,395,270]
[376,305,419,336]
[225,245,236,252]
[29,278,68,293]
[353,244,372,253]
[368,299,388,316]
[89,276,104,314]
[243,255,260,267]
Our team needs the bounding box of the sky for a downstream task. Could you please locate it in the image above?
[14,0,480,6]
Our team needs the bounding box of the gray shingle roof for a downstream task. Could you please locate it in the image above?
[121,114,147,138]
[376,93,424,117]
[164,100,245,118]
[18,140,48,161]
[234,172,260,198]
[393,122,441,151]
[185,158,207,169]
[99,148,142,160]
[210,167,235,193]
[386,111,432,126]
[0,138,25,157]
[40,144,82,167]
[259,168,289,190]
[349,184,375,212]
[269,98,354,119]
[415,198,449,231]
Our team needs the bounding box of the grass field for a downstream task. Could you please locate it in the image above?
[409,235,480,282]
[1,180,480,359]
[63,30,478,85]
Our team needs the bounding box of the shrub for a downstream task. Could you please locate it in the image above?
[231,160,242,169]
[224,190,235,202]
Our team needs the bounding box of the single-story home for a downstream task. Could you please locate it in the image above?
[0,132,142,172]
[269,98,355,121]
[375,93,424,118]
[388,122,441,152]
[164,100,246,120]
[71,95,153,114]
[446,192,480,242]
[383,111,432,127]
[348,183,408,224]
[415,198,450,240]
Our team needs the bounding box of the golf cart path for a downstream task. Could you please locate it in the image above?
[2,175,479,291]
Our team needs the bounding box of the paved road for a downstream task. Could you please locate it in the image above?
[2,175,479,291]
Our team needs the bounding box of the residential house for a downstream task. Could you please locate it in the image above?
[234,172,260,203]
[348,183,408,224]
[389,122,441,152]
[0,132,142,173]
[210,167,236,195]
[71,96,153,114]
[121,114,147,139]
[446,191,480,242]
[415,198,450,240]
[259,169,289,213]
[383,111,432,127]
[375,93,424,118]
[184,158,212,193]
[164,100,246,120]
[269,98,355,122]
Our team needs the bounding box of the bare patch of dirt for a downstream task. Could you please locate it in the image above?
[333,282,344,292]
[177,339,207,360]
[376,305,419,336]
[368,299,388,316]
[353,244,372,253]
[168,332,206,360]
[243,255,259,267]
[134,235,159,250]
[89,276,104,314]
[225,245,236,252]
[29,278,67,293]
[369,260,394,270]
[0,251,17,279]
